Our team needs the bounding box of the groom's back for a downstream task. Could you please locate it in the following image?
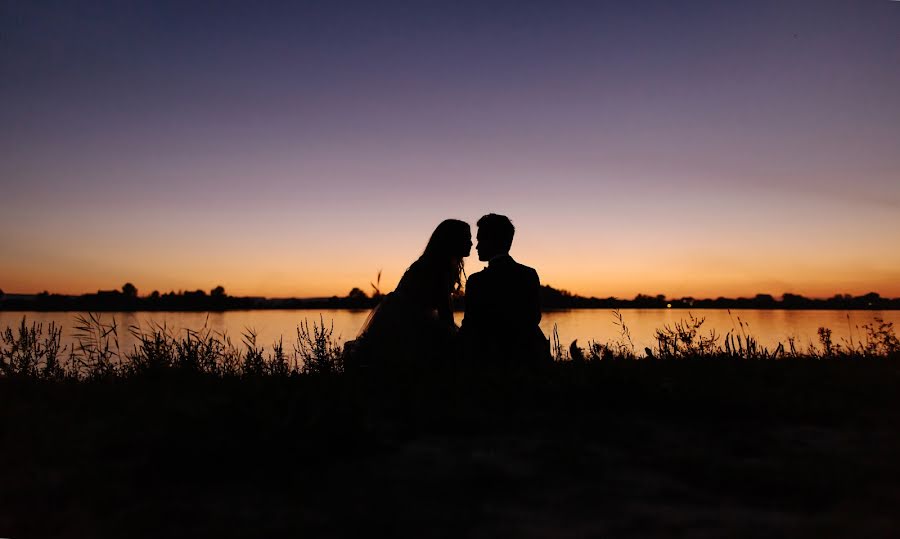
[463,255,546,364]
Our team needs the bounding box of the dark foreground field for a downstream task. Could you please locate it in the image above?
[3,359,899,538]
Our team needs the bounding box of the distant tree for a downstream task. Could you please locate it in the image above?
[859,292,882,307]
[781,293,809,308]
[539,285,577,308]
[347,287,368,301]
[753,294,776,307]
[632,293,666,307]
[150,290,160,299]
[0,288,4,299]
[211,285,226,298]
[122,282,138,298]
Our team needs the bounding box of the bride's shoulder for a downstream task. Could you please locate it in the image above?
[401,258,428,279]
[406,256,445,276]
[397,258,431,287]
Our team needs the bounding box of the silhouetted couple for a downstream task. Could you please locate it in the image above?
[351,214,549,368]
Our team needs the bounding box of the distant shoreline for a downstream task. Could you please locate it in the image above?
[2,284,898,312]
[2,303,898,313]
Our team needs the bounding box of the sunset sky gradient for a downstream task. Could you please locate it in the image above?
[2,0,899,298]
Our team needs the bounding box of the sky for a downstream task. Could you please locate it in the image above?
[2,0,899,299]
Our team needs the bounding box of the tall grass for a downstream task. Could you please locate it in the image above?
[2,311,898,381]
[567,310,900,363]
[0,314,343,380]
[0,317,65,378]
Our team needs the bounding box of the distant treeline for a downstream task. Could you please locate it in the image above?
[0,284,898,311]
[536,288,900,310]
[0,284,375,312]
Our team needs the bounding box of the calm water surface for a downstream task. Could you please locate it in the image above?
[3,309,898,355]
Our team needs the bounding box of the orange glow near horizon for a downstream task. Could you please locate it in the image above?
[3,206,899,299]
[4,265,899,300]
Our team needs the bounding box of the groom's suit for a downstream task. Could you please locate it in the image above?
[462,254,549,364]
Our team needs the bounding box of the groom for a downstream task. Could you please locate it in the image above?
[461,214,550,365]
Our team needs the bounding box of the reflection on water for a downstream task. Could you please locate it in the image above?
[2,309,898,355]
[539,309,900,352]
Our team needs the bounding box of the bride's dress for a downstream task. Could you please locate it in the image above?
[354,258,457,362]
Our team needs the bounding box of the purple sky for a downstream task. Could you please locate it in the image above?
[2,0,899,298]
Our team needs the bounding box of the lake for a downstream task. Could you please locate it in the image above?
[3,309,898,356]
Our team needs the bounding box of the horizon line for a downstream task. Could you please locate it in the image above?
[1,287,895,302]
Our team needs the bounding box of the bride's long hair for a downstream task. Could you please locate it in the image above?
[419,219,470,293]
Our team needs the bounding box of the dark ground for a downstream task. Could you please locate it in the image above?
[2,359,899,538]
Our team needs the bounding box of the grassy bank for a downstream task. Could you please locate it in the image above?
[2,311,899,380]
[2,315,899,537]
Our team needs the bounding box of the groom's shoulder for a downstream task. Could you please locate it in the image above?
[510,258,540,280]
[466,268,487,285]
[515,260,538,274]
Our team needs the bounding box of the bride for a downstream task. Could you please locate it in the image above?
[352,219,472,365]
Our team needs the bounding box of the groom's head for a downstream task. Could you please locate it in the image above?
[476,213,515,262]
